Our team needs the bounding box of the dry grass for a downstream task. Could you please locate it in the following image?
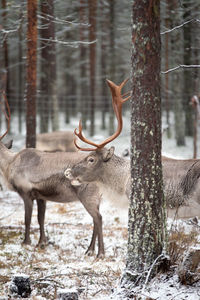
[168,227,199,266]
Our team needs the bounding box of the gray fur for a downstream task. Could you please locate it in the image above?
[68,149,200,219]
[0,140,104,257]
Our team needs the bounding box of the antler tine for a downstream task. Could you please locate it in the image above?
[74,120,99,151]
[119,78,131,102]
[0,91,11,140]
[74,78,130,151]
[119,77,130,90]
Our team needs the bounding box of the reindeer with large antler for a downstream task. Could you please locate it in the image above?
[65,79,132,205]
[0,90,105,257]
[66,80,200,219]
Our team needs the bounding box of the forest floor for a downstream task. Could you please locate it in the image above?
[0,190,199,300]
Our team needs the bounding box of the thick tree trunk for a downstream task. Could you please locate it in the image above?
[26,0,37,148]
[122,0,166,289]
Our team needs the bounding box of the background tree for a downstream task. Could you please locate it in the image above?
[1,0,10,103]
[1,0,200,156]
[39,0,58,132]
[121,0,166,294]
[26,0,37,148]
[88,0,97,136]
[79,0,88,130]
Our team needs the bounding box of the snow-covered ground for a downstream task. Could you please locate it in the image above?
[0,112,199,299]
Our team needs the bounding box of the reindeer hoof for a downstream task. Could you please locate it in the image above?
[22,239,31,245]
[96,253,105,260]
[37,242,46,249]
[85,249,95,256]
[37,239,48,249]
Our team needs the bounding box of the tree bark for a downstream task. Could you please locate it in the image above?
[108,0,115,136]
[26,0,37,148]
[100,2,109,130]
[48,0,59,131]
[170,1,185,146]
[163,0,171,138]
[122,0,166,289]
[18,6,24,133]
[79,0,88,130]
[1,0,10,103]
[183,2,193,137]
[88,0,97,136]
[40,0,50,132]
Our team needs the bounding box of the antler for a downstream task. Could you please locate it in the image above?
[74,78,131,151]
[0,90,11,140]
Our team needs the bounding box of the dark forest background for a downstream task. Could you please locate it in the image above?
[0,0,200,147]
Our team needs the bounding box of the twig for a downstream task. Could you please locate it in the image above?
[142,253,165,293]
[161,18,198,35]
[162,64,200,74]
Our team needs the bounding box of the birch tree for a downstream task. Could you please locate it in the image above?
[121,0,166,294]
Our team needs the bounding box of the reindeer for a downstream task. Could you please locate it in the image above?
[65,80,200,219]
[36,131,77,152]
[0,93,104,258]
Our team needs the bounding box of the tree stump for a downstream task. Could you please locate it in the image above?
[9,274,31,297]
[177,247,200,285]
[57,289,79,300]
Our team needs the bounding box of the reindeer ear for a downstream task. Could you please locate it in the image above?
[102,146,115,162]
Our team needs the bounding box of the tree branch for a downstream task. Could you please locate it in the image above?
[162,64,200,74]
[161,18,200,35]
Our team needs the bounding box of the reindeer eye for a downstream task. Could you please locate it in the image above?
[88,157,95,163]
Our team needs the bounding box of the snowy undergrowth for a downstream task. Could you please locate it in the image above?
[0,191,199,299]
[0,194,127,299]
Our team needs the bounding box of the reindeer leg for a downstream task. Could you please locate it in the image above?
[77,183,104,258]
[22,196,33,245]
[36,199,47,247]
[85,221,98,256]
[86,212,104,258]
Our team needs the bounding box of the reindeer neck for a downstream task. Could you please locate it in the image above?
[100,154,130,191]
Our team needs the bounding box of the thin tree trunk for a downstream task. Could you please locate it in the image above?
[183,1,193,136]
[171,1,185,146]
[18,6,24,133]
[2,0,10,103]
[26,0,37,148]
[40,0,50,132]
[100,2,109,130]
[122,0,166,290]
[109,0,115,135]
[164,1,171,138]
[48,0,59,131]
[88,0,97,136]
[79,0,88,129]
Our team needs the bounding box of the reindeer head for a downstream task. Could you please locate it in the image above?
[65,78,130,185]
